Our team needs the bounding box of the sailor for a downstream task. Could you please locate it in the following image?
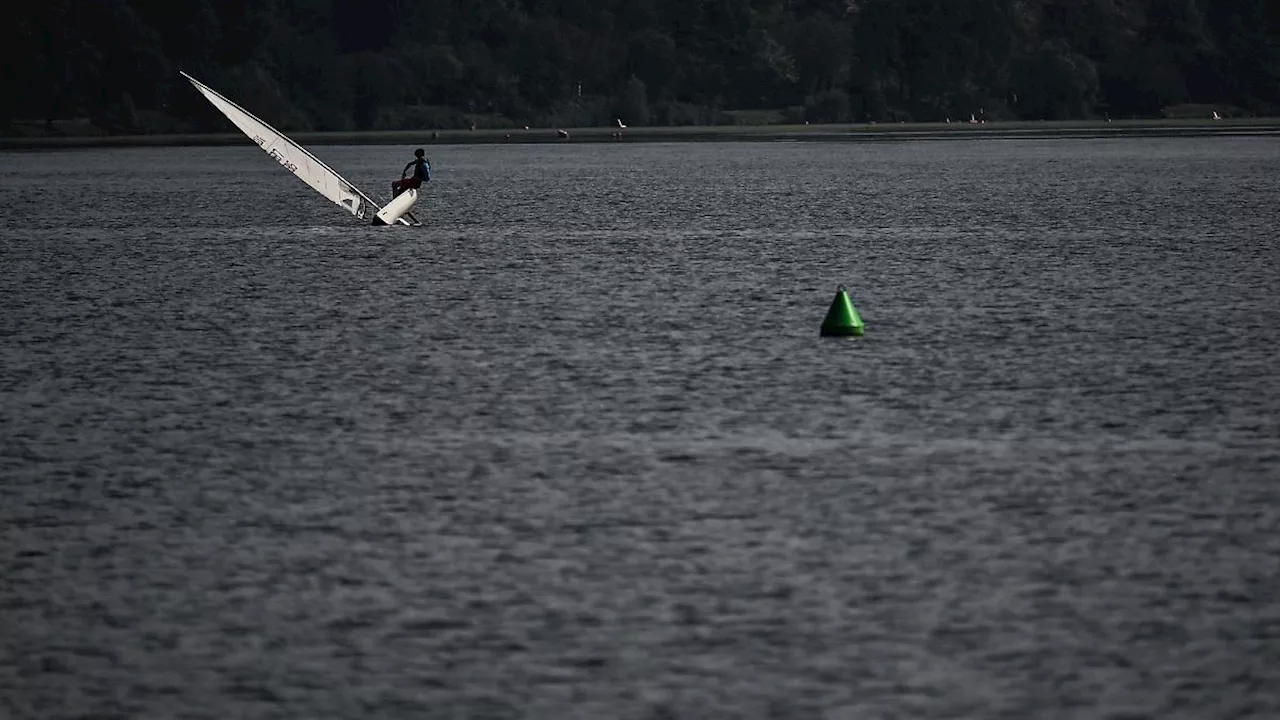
[392,148,431,198]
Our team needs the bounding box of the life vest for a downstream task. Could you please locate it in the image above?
[413,159,431,182]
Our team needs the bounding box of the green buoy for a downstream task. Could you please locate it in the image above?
[820,285,864,336]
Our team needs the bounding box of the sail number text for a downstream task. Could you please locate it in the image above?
[268,147,298,173]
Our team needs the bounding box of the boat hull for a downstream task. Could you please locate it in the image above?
[374,189,418,226]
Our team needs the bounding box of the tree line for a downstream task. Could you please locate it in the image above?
[3,0,1277,134]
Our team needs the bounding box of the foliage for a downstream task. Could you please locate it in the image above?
[4,0,1278,133]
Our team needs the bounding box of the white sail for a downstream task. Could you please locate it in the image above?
[180,71,406,225]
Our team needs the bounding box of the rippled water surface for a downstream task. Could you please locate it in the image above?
[3,138,1279,719]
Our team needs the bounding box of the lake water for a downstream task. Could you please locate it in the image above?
[2,138,1279,719]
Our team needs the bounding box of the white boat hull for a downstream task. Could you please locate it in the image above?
[375,188,418,226]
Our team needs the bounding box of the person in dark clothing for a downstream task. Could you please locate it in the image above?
[392,148,431,198]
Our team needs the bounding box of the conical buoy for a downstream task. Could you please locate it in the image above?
[820,285,864,336]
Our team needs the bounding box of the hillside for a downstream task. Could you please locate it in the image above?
[3,0,1277,135]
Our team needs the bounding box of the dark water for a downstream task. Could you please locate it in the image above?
[2,138,1279,719]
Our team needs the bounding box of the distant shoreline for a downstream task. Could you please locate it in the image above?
[3,118,1278,149]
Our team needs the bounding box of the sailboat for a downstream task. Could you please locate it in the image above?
[180,71,420,226]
